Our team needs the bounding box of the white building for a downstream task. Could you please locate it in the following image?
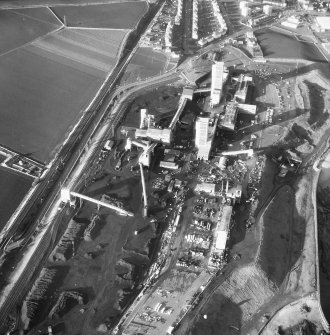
[237,103,257,115]
[234,74,252,103]
[263,5,272,15]
[175,0,183,25]
[140,109,148,129]
[192,0,198,39]
[135,127,172,144]
[195,182,216,194]
[210,61,224,107]
[195,116,218,160]
[315,16,330,32]
[195,117,209,147]
[239,1,247,9]
[281,16,300,29]
[195,117,212,160]
[182,87,194,100]
[241,6,250,17]
[165,21,173,51]
[220,102,237,131]
[159,161,179,170]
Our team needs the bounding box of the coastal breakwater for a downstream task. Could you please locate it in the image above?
[0,145,46,179]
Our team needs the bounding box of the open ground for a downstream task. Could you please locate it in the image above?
[176,58,330,334]
[120,47,171,84]
[0,2,138,162]
[0,167,32,230]
[51,1,148,29]
[0,7,60,55]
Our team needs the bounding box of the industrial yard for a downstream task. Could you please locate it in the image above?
[12,47,330,334]
[2,0,330,334]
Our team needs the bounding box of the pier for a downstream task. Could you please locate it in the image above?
[0,145,46,179]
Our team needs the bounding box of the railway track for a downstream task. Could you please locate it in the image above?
[0,69,180,333]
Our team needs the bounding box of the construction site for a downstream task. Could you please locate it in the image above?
[4,39,330,335]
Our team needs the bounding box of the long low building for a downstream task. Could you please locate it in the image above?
[195,182,216,194]
[219,101,237,131]
[315,16,330,32]
[210,61,224,107]
[159,161,179,170]
[135,127,172,144]
[208,205,232,268]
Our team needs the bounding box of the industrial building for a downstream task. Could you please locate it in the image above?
[208,205,233,268]
[237,103,257,115]
[281,16,301,29]
[315,16,330,32]
[234,74,252,103]
[195,116,218,160]
[159,161,179,169]
[263,4,273,15]
[135,127,172,144]
[220,102,238,131]
[210,61,224,107]
[195,182,216,194]
[182,87,194,100]
[192,0,198,39]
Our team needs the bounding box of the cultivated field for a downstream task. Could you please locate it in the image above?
[0,0,145,9]
[121,47,169,84]
[0,8,60,54]
[33,28,129,73]
[10,7,61,25]
[0,44,100,162]
[0,167,32,230]
[52,1,148,29]
[257,186,294,287]
[0,26,129,162]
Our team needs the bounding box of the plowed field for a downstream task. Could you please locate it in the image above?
[52,1,148,29]
[0,8,60,55]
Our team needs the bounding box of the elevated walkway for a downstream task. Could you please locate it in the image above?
[222,149,253,156]
[61,189,133,217]
[0,144,46,178]
[194,87,211,93]
[169,97,188,131]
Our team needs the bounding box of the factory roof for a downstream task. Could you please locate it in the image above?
[220,102,237,131]
[316,16,330,30]
[159,161,179,169]
[182,87,194,100]
[195,182,216,194]
[135,127,172,143]
[215,231,228,251]
[217,205,232,231]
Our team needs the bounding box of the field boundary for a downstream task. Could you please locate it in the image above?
[47,6,64,25]
[0,0,148,10]
[66,26,130,31]
[0,25,64,58]
[10,8,63,27]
